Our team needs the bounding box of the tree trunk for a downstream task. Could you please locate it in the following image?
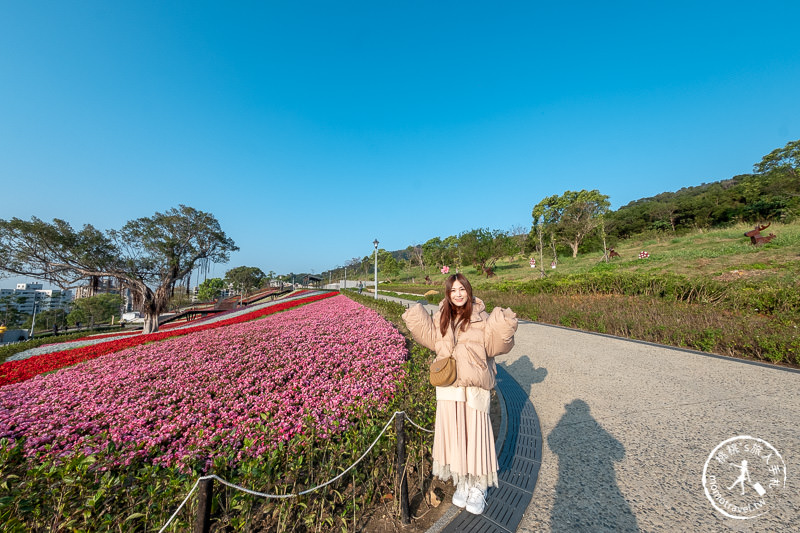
[138,283,171,334]
[143,314,159,334]
[537,227,546,278]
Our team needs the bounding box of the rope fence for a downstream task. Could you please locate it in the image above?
[159,410,433,532]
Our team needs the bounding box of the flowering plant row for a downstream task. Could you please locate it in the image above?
[0,295,408,472]
[0,291,334,387]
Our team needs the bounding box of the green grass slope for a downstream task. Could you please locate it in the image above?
[376,221,800,366]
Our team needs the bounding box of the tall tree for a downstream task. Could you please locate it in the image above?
[754,139,799,178]
[508,225,529,259]
[536,190,611,258]
[532,195,564,267]
[458,228,512,276]
[225,266,266,296]
[67,293,123,328]
[196,277,225,301]
[0,205,237,334]
[421,237,445,271]
[377,249,400,278]
[0,295,27,328]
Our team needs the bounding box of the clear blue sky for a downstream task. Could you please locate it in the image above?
[2,1,799,285]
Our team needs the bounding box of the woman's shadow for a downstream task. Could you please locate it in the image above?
[547,400,639,532]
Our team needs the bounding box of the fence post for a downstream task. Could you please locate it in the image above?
[396,412,411,525]
[195,477,213,533]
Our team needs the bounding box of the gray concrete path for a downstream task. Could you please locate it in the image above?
[371,291,799,532]
[504,321,799,532]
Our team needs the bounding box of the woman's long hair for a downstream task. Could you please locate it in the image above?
[440,273,474,336]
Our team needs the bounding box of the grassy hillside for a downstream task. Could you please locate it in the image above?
[370,221,800,366]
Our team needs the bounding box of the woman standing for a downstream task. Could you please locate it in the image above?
[402,273,517,515]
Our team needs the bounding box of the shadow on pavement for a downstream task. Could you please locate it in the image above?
[547,399,639,532]
[504,354,548,397]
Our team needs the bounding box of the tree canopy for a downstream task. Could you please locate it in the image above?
[67,293,123,328]
[754,139,799,177]
[458,228,512,276]
[533,190,610,258]
[224,266,266,296]
[196,277,225,301]
[0,205,238,333]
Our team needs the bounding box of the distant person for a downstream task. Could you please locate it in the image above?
[358,281,364,294]
[402,273,517,515]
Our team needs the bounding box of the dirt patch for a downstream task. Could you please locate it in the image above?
[360,390,502,532]
[713,269,771,282]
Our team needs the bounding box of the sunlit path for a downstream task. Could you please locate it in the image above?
[504,321,799,532]
[373,292,798,532]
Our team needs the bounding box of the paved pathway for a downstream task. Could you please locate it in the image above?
[504,321,799,532]
[375,292,800,532]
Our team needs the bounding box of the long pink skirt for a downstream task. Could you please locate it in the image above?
[432,399,499,488]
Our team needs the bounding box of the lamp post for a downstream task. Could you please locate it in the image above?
[373,239,379,299]
[29,293,40,339]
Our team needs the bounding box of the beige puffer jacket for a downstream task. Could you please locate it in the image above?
[401,297,518,390]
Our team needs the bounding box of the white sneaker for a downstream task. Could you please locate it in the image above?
[465,486,486,515]
[452,483,468,508]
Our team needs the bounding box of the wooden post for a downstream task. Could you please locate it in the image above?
[396,413,411,525]
[195,477,213,533]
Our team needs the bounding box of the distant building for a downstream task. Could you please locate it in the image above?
[74,277,118,300]
[0,283,73,315]
[74,276,135,313]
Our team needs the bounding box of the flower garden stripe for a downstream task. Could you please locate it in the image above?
[0,291,336,387]
[0,295,407,471]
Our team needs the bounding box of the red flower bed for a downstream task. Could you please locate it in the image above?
[57,290,315,343]
[0,292,336,387]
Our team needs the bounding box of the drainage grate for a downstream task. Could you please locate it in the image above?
[440,365,542,533]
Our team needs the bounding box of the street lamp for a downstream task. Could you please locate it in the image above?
[373,239,379,299]
[29,293,41,339]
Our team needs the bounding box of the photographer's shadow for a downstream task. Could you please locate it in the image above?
[504,354,547,397]
[547,400,639,532]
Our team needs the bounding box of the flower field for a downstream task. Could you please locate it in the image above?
[0,294,408,472]
[0,291,331,387]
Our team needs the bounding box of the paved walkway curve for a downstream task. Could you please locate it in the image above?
[368,292,800,532]
[505,320,799,532]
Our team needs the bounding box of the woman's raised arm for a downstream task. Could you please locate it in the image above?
[401,302,437,351]
[484,306,518,357]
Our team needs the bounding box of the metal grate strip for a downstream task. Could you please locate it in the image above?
[439,365,542,533]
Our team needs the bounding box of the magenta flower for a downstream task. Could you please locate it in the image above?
[0,296,408,472]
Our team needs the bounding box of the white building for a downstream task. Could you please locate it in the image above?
[0,283,73,315]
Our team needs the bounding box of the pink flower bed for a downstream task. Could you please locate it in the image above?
[0,295,407,471]
[0,292,333,386]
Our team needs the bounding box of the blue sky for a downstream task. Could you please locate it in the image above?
[2,1,799,286]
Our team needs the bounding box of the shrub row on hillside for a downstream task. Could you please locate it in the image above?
[494,271,800,316]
